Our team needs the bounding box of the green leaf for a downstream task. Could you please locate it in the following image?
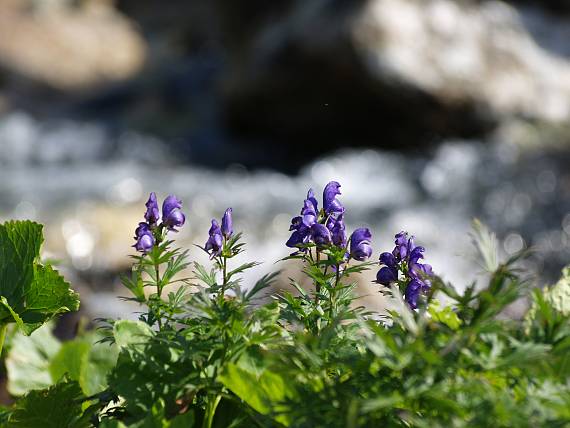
[49,341,91,388]
[428,300,462,330]
[218,363,296,426]
[113,320,154,349]
[6,323,61,396]
[0,221,80,335]
[81,338,120,396]
[7,379,92,428]
[7,323,119,397]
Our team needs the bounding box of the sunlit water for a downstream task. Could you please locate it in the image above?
[0,112,569,319]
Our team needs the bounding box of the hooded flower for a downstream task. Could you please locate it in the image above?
[205,219,223,258]
[134,222,155,253]
[222,208,233,238]
[405,279,424,309]
[134,193,186,253]
[330,214,347,247]
[377,231,434,309]
[144,192,160,226]
[393,231,415,261]
[350,228,373,261]
[323,181,344,215]
[376,252,398,285]
[162,195,185,230]
[311,223,332,247]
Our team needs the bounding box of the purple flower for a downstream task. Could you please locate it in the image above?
[311,223,332,247]
[350,228,373,261]
[306,189,318,214]
[301,199,317,227]
[323,181,344,215]
[376,252,398,285]
[144,192,160,226]
[377,231,434,309]
[405,279,424,309]
[330,214,347,247]
[134,222,155,253]
[222,208,233,238]
[393,231,415,261]
[205,219,223,258]
[162,195,185,230]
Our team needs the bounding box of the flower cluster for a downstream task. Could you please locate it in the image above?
[205,208,233,258]
[133,192,186,253]
[377,231,433,308]
[286,181,372,261]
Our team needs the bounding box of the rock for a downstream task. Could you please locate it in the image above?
[220,0,570,151]
[0,0,146,91]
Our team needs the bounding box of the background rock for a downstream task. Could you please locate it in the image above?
[0,0,145,91]
[220,0,570,154]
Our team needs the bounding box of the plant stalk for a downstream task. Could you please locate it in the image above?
[203,394,222,428]
[0,323,8,357]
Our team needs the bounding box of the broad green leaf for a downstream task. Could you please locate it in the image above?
[49,341,91,388]
[7,379,92,428]
[7,323,119,397]
[6,323,61,396]
[218,363,296,426]
[81,338,120,396]
[113,320,154,349]
[0,221,80,335]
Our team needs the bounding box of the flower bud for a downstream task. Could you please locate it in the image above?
[221,208,233,238]
[144,192,160,226]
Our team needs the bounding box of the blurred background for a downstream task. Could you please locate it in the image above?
[0,0,569,322]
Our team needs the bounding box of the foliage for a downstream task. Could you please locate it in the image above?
[0,199,570,427]
[0,221,79,336]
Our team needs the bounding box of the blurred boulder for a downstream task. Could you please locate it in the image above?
[219,0,570,151]
[0,0,146,91]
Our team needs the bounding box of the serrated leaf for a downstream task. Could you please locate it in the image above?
[0,221,80,335]
[7,379,92,428]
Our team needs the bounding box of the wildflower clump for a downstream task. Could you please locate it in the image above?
[1,181,570,428]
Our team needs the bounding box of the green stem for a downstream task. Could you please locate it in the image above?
[0,324,8,357]
[155,261,163,329]
[222,257,227,296]
[203,394,222,428]
[330,264,340,320]
[315,251,321,305]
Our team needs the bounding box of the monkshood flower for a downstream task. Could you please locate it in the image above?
[330,214,347,247]
[205,219,224,258]
[350,228,373,261]
[145,192,160,226]
[134,222,155,253]
[377,231,433,309]
[376,252,397,284]
[287,183,347,251]
[162,195,186,231]
[286,188,319,251]
[133,193,186,253]
[311,223,332,247]
[323,181,344,216]
[222,208,233,238]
